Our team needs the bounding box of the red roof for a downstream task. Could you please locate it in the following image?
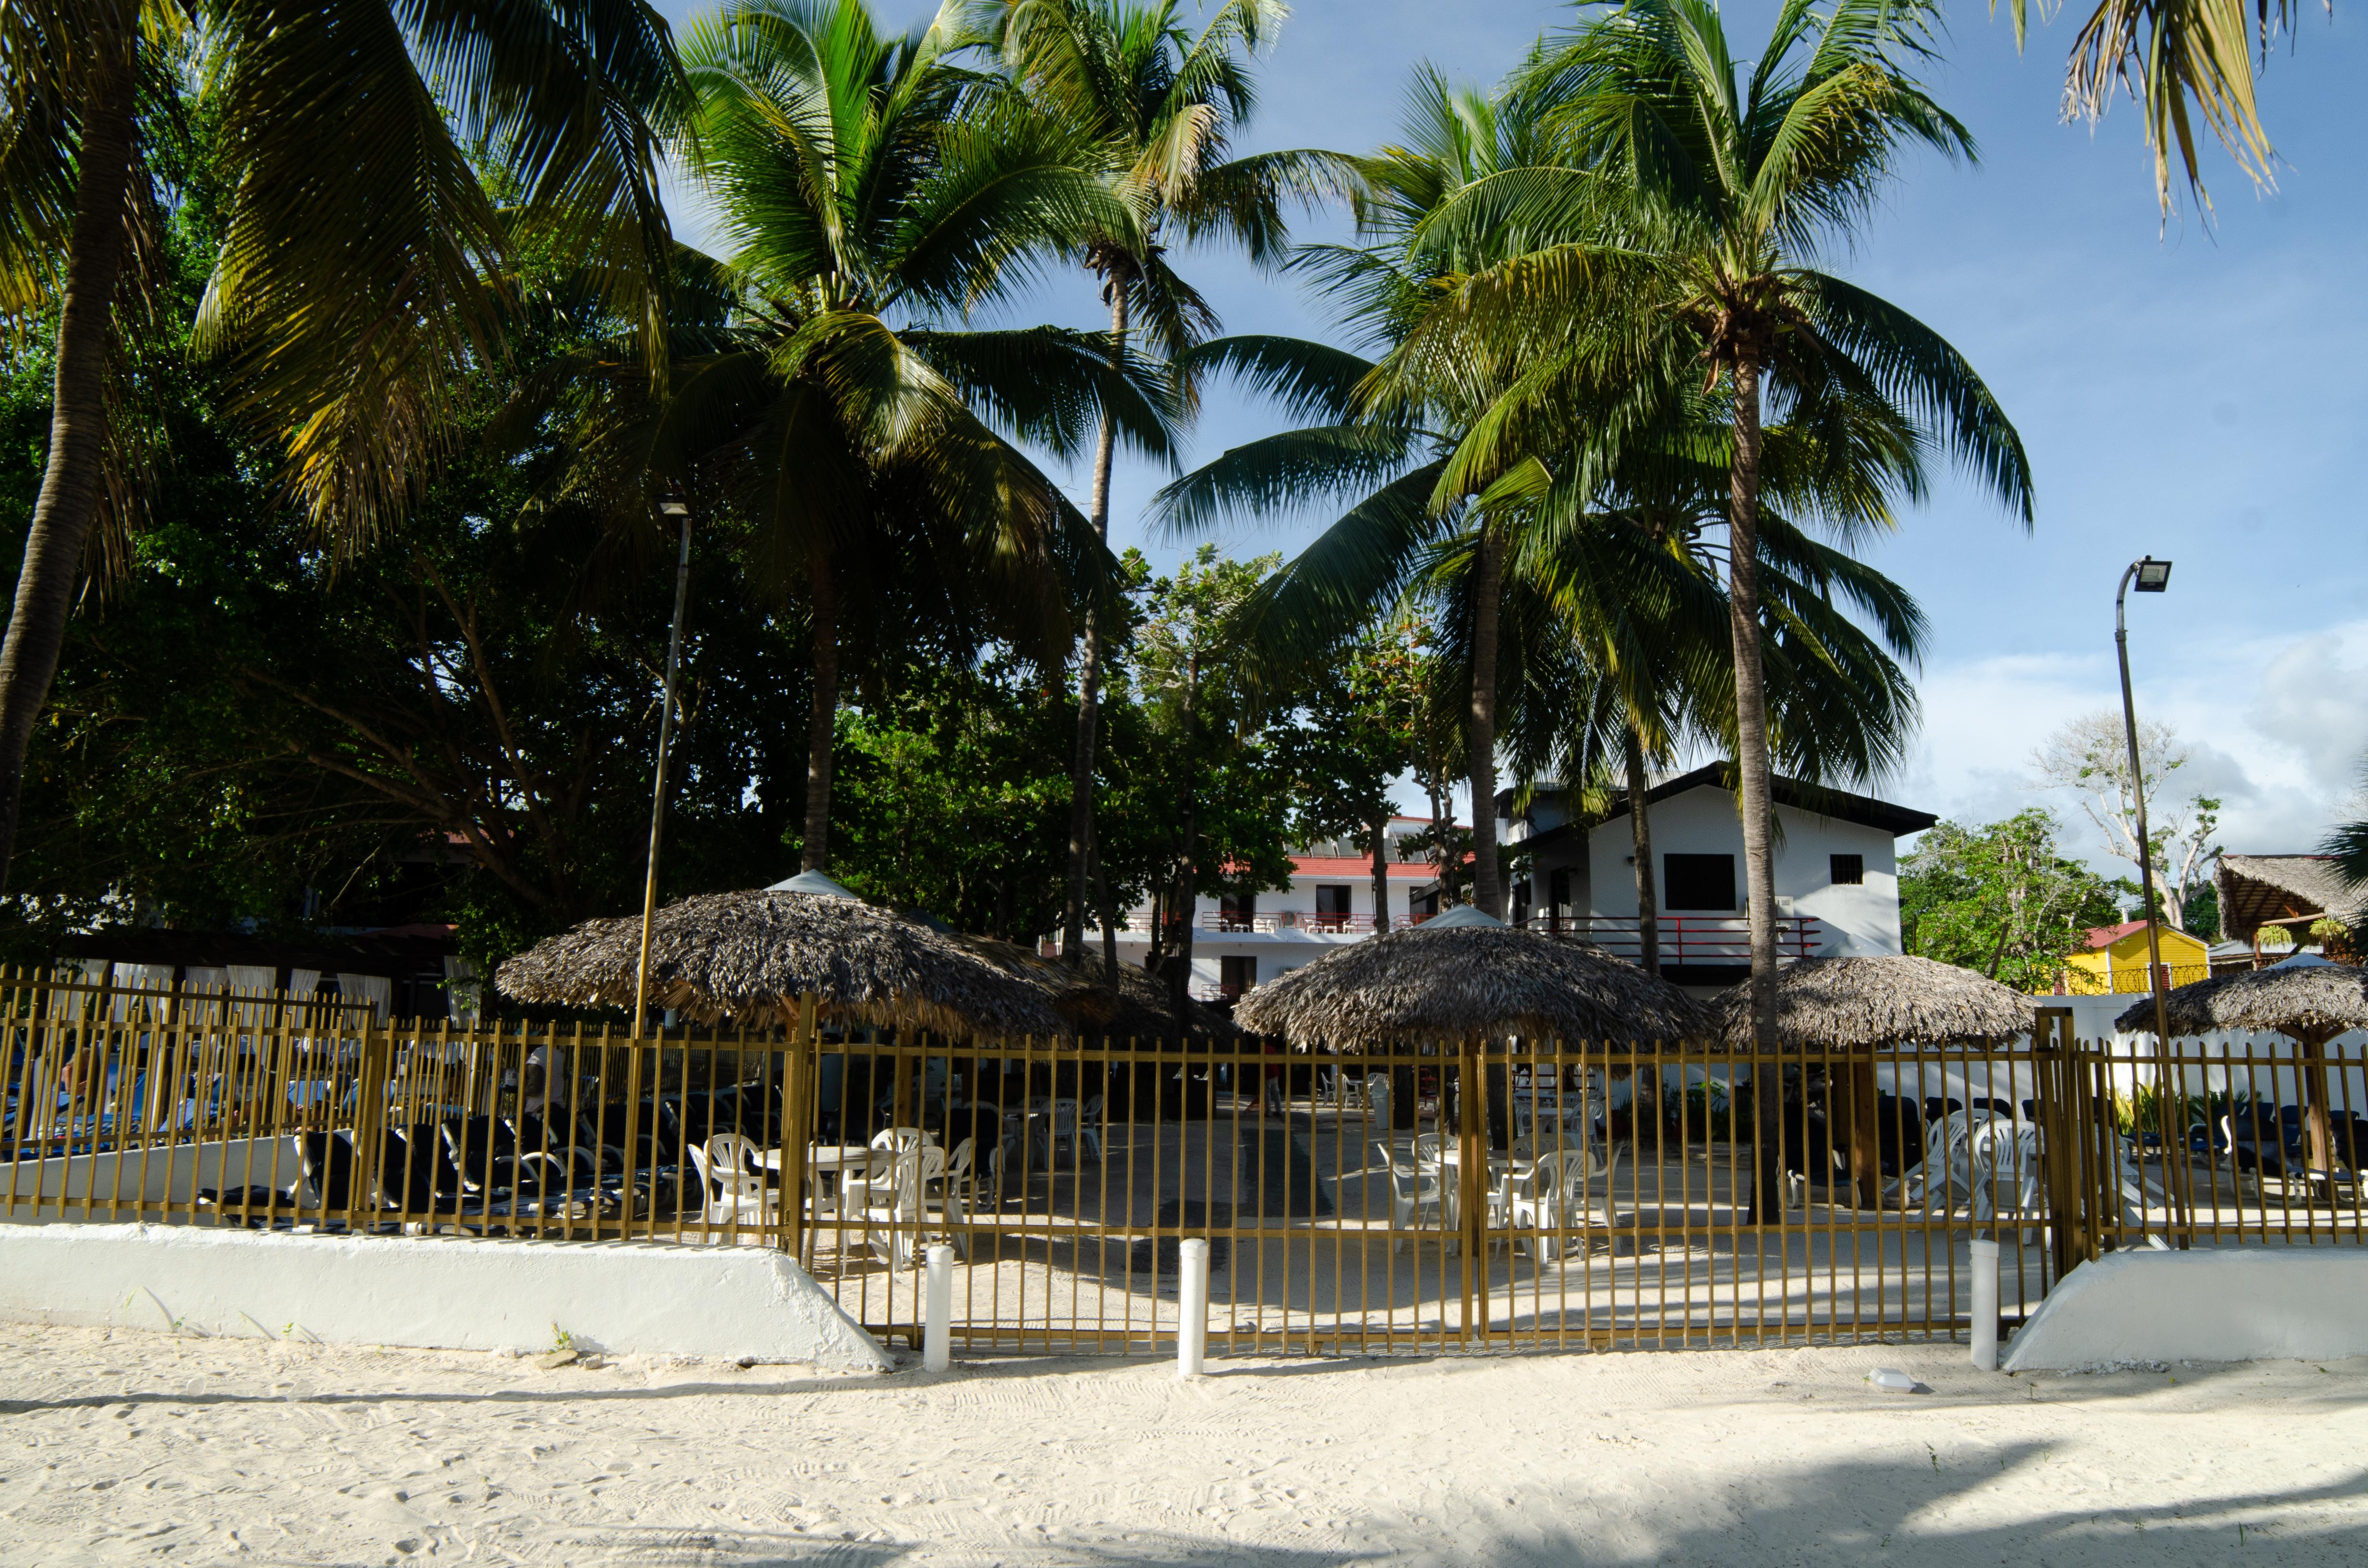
[1289,856,1438,880]
[2081,920,2152,949]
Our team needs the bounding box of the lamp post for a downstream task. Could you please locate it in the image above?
[2116,553,2190,1241]
[634,490,695,1039]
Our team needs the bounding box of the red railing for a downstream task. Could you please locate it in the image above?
[1517,913,1822,966]
[1196,911,1379,934]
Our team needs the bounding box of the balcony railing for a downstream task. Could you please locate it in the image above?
[1515,913,1823,966]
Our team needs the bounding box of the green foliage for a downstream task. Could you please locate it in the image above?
[1899,811,2131,993]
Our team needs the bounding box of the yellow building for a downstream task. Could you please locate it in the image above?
[2058,920,2211,995]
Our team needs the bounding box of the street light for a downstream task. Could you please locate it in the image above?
[634,489,695,1039]
[2115,553,2190,1241]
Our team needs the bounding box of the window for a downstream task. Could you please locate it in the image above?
[1548,867,1572,916]
[1830,853,1865,886]
[1511,880,1532,926]
[1663,854,1737,911]
[1315,884,1352,914]
[1219,956,1257,998]
[1218,892,1257,931]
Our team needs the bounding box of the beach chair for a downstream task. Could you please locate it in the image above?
[1378,1140,1446,1254]
[689,1132,779,1233]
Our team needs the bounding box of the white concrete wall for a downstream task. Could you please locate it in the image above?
[2003,1248,2368,1371]
[1,1135,303,1219]
[0,1223,892,1371]
[1581,786,1903,954]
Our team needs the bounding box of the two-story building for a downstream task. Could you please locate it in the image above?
[1503,764,1936,987]
[1093,765,1936,1000]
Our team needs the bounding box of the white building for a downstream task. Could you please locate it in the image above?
[1505,764,1935,987]
[1092,766,1935,1000]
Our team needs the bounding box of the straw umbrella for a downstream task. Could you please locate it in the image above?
[2115,955,2368,1176]
[1233,906,1712,1051]
[1713,956,2037,1209]
[494,887,1063,1039]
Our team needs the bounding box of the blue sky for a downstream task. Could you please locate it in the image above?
[654,0,2368,873]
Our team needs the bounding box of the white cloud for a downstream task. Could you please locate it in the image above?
[1898,618,2368,872]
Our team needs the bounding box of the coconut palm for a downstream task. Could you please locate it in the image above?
[1998,0,2293,210]
[1387,0,2033,1037]
[995,0,1351,964]
[646,0,1179,870]
[0,0,687,888]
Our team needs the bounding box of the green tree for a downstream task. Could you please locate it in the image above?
[996,0,1349,966]
[1393,0,2034,1038]
[0,0,688,889]
[637,0,1177,872]
[1899,811,2131,992]
[1278,610,1432,932]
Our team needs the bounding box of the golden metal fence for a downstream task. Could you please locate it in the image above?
[6,971,2362,1357]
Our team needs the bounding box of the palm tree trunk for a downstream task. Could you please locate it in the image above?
[1167,652,1199,1025]
[0,48,138,892]
[1369,805,1390,934]
[1730,355,1785,1227]
[801,548,838,872]
[1061,286,1130,964]
[1625,723,1660,977]
[1467,524,1506,919]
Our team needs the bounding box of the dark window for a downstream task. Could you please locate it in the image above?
[1830,853,1865,886]
[1219,892,1257,930]
[1219,956,1258,997]
[1549,867,1572,916]
[1663,854,1737,911]
[1511,880,1532,926]
[1315,884,1352,915]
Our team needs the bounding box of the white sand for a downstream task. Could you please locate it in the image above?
[2,1324,2364,1565]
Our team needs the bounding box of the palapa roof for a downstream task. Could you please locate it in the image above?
[2113,957,2368,1043]
[493,889,1061,1039]
[2215,855,2368,944]
[1231,914,1712,1049]
[1712,956,2036,1051]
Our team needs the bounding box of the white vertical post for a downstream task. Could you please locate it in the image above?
[1970,1237,2000,1371]
[923,1244,953,1373]
[1177,1237,1210,1378]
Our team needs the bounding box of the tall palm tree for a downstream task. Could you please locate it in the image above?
[995,0,1351,963]
[1156,66,1591,920]
[663,0,1178,870]
[0,0,687,888]
[1389,0,2034,1037]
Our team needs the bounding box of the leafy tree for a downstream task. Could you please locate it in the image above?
[1899,811,2131,992]
[635,0,1175,873]
[2029,710,2220,930]
[1277,610,1432,931]
[0,0,688,889]
[995,0,1348,965]
[1388,0,2034,1040]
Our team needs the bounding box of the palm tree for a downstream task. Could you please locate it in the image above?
[1390,0,2033,1037]
[1998,0,2293,211]
[995,0,1351,964]
[662,0,1178,870]
[0,0,687,888]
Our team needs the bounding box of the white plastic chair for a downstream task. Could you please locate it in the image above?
[846,1145,922,1268]
[691,1132,778,1233]
[925,1137,974,1258]
[1510,1147,1613,1262]
[1078,1095,1104,1161]
[1377,1141,1446,1254]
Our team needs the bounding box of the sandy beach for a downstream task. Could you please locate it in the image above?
[2,1323,2363,1566]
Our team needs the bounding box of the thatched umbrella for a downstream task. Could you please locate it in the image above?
[1231,906,1712,1050]
[2115,955,2368,1174]
[494,889,1063,1039]
[1713,956,2037,1210]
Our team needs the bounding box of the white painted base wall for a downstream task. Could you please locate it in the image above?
[0,1224,891,1372]
[2004,1247,2368,1372]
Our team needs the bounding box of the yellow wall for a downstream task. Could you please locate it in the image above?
[2060,924,2210,994]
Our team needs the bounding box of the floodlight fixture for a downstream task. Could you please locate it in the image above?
[2134,557,2172,592]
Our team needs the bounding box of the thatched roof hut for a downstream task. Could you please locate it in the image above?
[2113,956,2368,1047]
[1712,956,2036,1051]
[493,889,1062,1039]
[1231,908,1711,1049]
